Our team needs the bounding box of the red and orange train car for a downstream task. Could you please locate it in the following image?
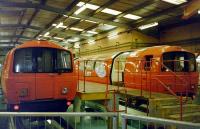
[76,45,199,97]
[1,40,77,112]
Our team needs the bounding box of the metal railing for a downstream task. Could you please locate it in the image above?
[0,112,200,129]
[121,113,200,129]
[0,112,117,129]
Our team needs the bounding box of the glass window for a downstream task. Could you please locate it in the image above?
[86,60,95,70]
[144,55,153,71]
[95,61,106,78]
[14,48,34,73]
[56,50,72,72]
[36,48,53,73]
[162,52,196,72]
[14,48,72,73]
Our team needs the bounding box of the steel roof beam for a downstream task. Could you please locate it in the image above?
[0,35,33,40]
[56,0,119,40]
[34,0,81,38]
[0,10,22,16]
[0,1,130,28]
[130,2,188,27]
[18,0,47,42]
[0,24,42,30]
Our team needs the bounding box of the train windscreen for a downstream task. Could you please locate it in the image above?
[162,51,196,72]
[14,47,72,73]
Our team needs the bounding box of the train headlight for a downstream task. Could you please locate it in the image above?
[62,87,68,95]
[14,105,19,111]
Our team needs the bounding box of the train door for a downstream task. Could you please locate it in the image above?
[35,48,54,99]
[13,48,36,101]
[54,50,73,99]
[111,52,131,85]
[142,55,153,91]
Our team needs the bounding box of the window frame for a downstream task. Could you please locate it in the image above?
[13,47,73,73]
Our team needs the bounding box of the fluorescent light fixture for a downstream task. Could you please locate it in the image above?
[67,37,80,42]
[74,43,80,49]
[161,0,187,5]
[69,16,80,20]
[74,5,87,15]
[87,31,98,34]
[108,32,118,39]
[70,27,84,31]
[63,15,68,17]
[85,3,99,10]
[44,32,50,37]
[77,2,99,10]
[54,37,64,40]
[138,22,159,30]
[53,22,67,29]
[123,14,142,20]
[85,20,98,24]
[101,8,122,15]
[77,2,85,7]
[88,40,95,44]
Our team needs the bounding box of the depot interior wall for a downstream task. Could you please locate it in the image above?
[160,22,200,53]
[76,28,159,57]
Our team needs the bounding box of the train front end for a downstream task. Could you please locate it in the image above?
[1,40,77,112]
[160,51,199,97]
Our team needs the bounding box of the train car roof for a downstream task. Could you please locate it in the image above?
[14,40,67,50]
[128,45,191,57]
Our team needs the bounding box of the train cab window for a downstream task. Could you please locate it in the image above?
[162,52,196,72]
[56,50,72,72]
[37,49,53,73]
[14,48,72,73]
[14,48,34,73]
[144,55,153,71]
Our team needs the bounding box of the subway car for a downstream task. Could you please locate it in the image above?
[76,45,199,97]
[1,40,77,112]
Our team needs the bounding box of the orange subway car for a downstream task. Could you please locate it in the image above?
[1,40,77,112]
[77,46,199,97]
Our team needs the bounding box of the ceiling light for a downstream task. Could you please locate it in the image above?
[87,31,98,34]
[54,37,64,40]
[77,2,99,10]
[77,2,85,7]
[70,27,84,31]
[85,3,99,10]
[123,14,142,20]
[161,0,187,5]
[85,20,98,24]
[108,32,118,39]
[44,32,50,37]
[88,40,95,44]
[74,5,87,15]
[63,15,68,17]
[54,22,67,29]
[69,16,80,20]
[138,22,159,30]
[101,8,122,15]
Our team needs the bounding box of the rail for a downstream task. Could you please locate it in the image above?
[121,113,200,129]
